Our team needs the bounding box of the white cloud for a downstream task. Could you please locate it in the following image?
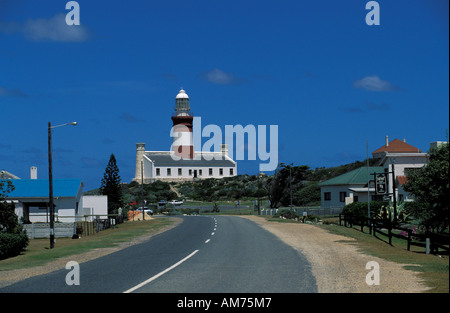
[0,13,90,42]
[353,75,401,92]
[200,68,245,85]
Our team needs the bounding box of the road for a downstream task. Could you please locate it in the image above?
[0,216,317,293]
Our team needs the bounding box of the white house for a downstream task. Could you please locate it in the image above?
[135,144,237,183]
[319,137,435,209]
[319,166,385,209]
[2,166,109,223]
[372,137,428,202]
[4,178,84,223]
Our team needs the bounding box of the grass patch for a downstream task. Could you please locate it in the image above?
[0,218,174,271]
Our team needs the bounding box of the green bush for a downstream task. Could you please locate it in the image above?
[0,232,29,260]
[342,201,388,220]
[273,208,300,220]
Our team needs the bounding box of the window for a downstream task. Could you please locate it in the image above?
[230,168,233,175]
[209,168,213,176]
[156,168,160,176]
[354,196,359,202]
[324,192,331,201]
[219,168,223,176]
[189,169,192,176]
[199,169,202,176]
[178,168,182,176]
[339,192,347,202]
[167,168,171,176]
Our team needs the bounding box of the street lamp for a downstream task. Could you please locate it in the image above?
[48,121,77,249]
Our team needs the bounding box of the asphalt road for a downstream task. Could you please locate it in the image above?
[0,216,317,293]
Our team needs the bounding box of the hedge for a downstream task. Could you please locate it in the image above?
[341,201,388,219]
[0,232,29,260]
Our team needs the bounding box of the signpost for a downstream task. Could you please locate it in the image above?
[372,165,397,224]
[375,173,387,195]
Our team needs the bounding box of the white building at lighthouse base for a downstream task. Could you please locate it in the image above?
[133,143,237,183]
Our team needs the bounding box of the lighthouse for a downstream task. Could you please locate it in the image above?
[133,88,237,183]
[171,89,194,159]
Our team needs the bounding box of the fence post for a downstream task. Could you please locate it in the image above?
[407,229,412,251]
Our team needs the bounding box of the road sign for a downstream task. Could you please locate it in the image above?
[375,173,387,194]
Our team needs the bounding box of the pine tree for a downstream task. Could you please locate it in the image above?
[100,154,124,214]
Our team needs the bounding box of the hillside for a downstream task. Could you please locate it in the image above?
[85,159,378,208]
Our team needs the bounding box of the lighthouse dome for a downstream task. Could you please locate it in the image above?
[176,89,189,99]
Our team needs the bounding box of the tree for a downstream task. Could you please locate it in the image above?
[404,142,449,233]
[293,181,321,206]
[0,180,28,259]
[0,180,18,233]
[265,163,312,208]
[100,154,124,214]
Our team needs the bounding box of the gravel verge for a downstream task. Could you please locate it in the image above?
[241,215,429,293]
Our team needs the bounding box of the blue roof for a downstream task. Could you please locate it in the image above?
[1,179,83,198]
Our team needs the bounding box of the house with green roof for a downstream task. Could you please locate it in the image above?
[319,166,385,209]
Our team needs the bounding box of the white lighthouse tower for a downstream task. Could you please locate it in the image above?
[133,88,237,183]
[171,89,194,159]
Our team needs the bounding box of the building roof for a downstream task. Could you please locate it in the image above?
[176,89,189,99]
[396,175,408,185]
[145,152,236,167]
[2,179,83,198]
[372,138,422,155]
[0,170,20,179]
[319,166,384,186]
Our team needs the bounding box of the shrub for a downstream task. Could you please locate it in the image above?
[0,232,29,260]
[342,201,388,220]
[273,208,300,220]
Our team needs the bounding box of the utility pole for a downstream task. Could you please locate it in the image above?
[367,139,370,219]
[391,162,397,225]
[289,164,293,208]
[141,160,145,220]
[47,121,77,248]
[48,122,55,249]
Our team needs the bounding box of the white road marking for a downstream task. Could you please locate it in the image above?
[123,250,199,293]
[205,239,210,243]
[211,232,215,235]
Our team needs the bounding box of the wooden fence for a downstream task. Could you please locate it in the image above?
[339,213,449,254]
[75,214,124,237]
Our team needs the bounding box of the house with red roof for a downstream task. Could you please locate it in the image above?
[372,136,428,202]
[319,136,432,209]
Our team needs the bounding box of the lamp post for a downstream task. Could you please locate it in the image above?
[48,121,77,249]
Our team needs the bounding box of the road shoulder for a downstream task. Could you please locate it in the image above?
[240,215,429,293]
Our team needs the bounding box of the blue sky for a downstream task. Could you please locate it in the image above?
[1,0,448,191]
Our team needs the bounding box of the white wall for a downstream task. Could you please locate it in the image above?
[82,195,108,221]
[152,166,236,179]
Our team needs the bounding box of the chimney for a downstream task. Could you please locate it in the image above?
[134,143,146,183]
[221,144,229,158]
[403,138,406,142]
[30,166,37,179]
[385,135,389,147]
